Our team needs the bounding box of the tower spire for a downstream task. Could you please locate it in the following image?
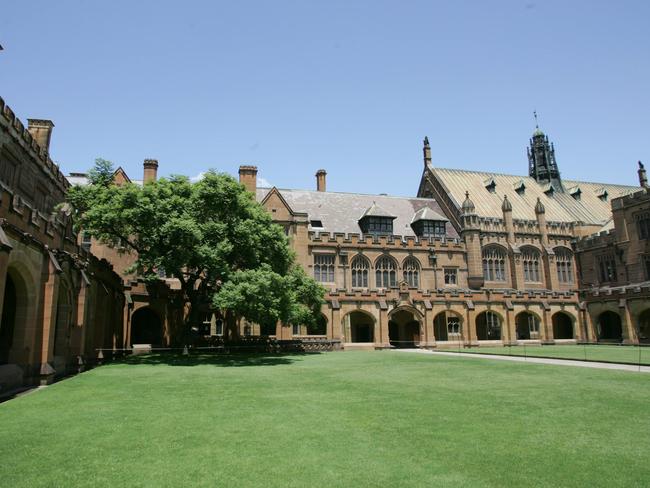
[527,118,562,191]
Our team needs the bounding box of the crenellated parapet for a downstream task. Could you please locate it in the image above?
[574,228,618,251]
[308,231,464,250]
[0,95,69,194]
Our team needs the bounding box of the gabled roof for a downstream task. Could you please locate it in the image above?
[256,187,458,238]
[411,207,448,223]
[359,201,396,220]
[427,165,638,225]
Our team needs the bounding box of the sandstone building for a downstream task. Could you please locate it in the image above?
[2,88,648,394]
[0,97,123,393]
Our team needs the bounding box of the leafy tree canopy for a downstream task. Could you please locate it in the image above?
[67,160,324,339]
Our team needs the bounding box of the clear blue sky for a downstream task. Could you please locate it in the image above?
[2,1,649,194]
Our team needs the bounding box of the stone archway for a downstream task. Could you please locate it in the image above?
[476,311,502,341]
[131,307,163,346]
[388,308,421,348]
[552,312,574,340]
[0,273,17,364]
[0,268,30,365]
[515,312,540,340]
[637,310,650,344]
[597,311,622,342]
[343,311,375,343]
[433,311,462,342]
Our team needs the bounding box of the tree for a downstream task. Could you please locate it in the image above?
[213,265,325,336]
[66,161,324,342]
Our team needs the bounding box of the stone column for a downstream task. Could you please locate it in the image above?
[620,300,637,344]
[378,308,390,348]
[0,246,10,322]
[505,308,516,345]
[39,253,61,384]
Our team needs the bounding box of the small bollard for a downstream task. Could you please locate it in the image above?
[97,349,104,365]
[77,355,85,374]
[182,345,189,356]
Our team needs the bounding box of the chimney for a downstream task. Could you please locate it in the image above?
[239,165,258,193]
[638,161,648,188]
[27,119,54,154]
[316,169,327,192]
[143,159,158,183]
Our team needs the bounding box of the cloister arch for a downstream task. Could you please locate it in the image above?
[597,311,622,342]
[637,309,650,344]
[515,311,541,340]
[476,311,502,341]
[433,311,462,342]
[131,307,163,346]
[388,307,421,348]
[0,267,31,364]
[552,312,574,340]
[343,310,375,343]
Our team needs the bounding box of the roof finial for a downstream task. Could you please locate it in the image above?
[533,110,539,128]
[423,136,430,147]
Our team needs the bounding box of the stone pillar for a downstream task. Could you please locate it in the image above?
[378,307,390,348]
[0,246,10,322]
[620,300,637,344]
[540,308,553,344]
[39,254,61,384]
[505,308,516,345]
[465,308,476,346]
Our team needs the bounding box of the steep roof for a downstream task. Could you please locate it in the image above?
[428,165,638,225]
[256,187,458,238]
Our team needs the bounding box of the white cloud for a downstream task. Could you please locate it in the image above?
[257,176,272,187]
[190,172,206,182]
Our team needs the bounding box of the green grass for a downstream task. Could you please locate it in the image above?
[1,351,649,488]
[460,344,650,365]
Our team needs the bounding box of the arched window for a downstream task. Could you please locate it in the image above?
[555,248,574,284]
[375,256,397,288]
[351,255,370,288]
[313,254,335,283]
[522,247,541,283]
[482,246,506,282]
[402,257,420,288]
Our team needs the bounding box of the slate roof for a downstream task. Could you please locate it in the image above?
[256,187,457,238]
[429,165,638,225]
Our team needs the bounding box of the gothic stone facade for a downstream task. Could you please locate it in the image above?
[0,97,124,393]
[246,128,644,348]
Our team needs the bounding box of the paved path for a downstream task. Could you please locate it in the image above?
[395,349,650,373]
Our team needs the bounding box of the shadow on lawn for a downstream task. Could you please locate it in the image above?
[120,352,320,368]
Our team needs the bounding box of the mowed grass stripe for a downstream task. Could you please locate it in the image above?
[1,351,648,488]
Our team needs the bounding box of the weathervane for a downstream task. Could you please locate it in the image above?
[533,110,539,128]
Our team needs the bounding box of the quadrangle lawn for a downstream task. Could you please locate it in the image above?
[1,351,649,488]
[460,344,650,365]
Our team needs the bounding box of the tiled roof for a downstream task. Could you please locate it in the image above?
[429,165,638,225]
[256,187,458,238]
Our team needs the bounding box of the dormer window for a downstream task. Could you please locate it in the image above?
[568,186,581,200]
[358,202,396,235]
[410,206,449,238]
[484,177,496,193]
[513,180,526,195]
[359,216,393,235]
[596,188,608,201]
[310,219,323,228]
[413,220,446,238]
